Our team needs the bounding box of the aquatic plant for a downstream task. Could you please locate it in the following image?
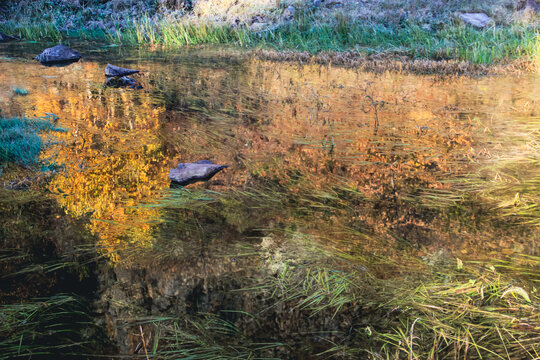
[0,116,65,166]
[0,295,94,359]
[250,259,540,359]
[12,87,29,96]
[0,188,112,359]
[130,313,283,359]
[373,264,540,359]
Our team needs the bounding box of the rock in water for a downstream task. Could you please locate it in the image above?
[105,64,140,77]
[0,32,17,42]
[169,160,228,186]
[36,45,82,65]
[458,13,492,28]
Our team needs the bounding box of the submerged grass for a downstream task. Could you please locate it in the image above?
[129,313,283,359]
[0,115,65,166]
[254,259,540,359]
[374,265,540,359]
[0,295,93,359]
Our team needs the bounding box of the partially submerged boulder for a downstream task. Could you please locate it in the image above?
[458,13,492,28]
[105,64,140,77]
[0,32,18,42]
[169,160,228,186]
[104,64,142,88]
[36,45,82,65]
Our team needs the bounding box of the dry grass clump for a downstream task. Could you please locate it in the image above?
[192,0,283,23]
[254,49,537,75]
[313,0,528,26]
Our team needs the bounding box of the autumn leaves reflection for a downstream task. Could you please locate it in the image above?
[2,55,537,263]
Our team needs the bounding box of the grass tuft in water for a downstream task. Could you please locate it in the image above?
[253,259,540,359]
[0,295,94,359]
[0,116,65,166]
[12,87,29,96]
[138,313,283,359]
[374,264,540,359]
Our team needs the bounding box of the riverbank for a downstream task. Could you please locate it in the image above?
[1,0,539,66]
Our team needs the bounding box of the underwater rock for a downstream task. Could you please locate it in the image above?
[105,76,141,89]
[0,32,18,42]
[105,64,140,77]
[169,160,228,186]
[458,13,492,28]
[35,45,82,65]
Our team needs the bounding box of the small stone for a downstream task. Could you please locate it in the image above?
[458,13,492,28]
[105,64,139,77]
[324,0,343,8]
[169,160,228,186]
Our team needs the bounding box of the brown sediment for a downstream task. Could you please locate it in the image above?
[254,49,537,76]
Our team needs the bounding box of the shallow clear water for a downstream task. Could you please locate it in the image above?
[1,41,538,357]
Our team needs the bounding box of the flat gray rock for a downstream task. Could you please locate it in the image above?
[169,160,228,186]
[458,13,492,28]
[105,64,140,77]
[36,45,82,65]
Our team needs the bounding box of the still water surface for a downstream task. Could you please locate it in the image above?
[0,42,538,357]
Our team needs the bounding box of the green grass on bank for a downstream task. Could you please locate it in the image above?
[1,13,539,65]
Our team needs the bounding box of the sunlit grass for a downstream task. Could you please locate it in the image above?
[374,264,540,359]
[106,15,539,64]
[1,10,538,65]
[248,259,540,359]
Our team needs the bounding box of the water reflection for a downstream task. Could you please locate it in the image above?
[0,47,538,268]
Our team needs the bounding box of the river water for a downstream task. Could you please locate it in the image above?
[0,42,538,359]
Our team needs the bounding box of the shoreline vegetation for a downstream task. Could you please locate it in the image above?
[0,0,539,70]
